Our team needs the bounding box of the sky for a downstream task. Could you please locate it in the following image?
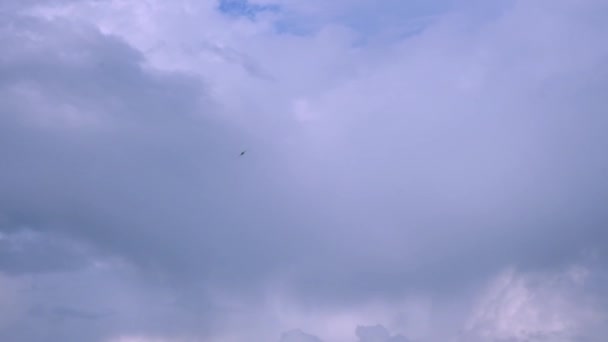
[1,0,608,341]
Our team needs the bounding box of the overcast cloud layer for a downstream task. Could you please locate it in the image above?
[1,0,608,341]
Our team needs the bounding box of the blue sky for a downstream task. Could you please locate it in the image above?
[1,0,608,341]
[218,0,280,19]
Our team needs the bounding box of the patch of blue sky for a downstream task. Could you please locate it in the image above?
[272,18,320,36]
[218,0,280,19]
[274,0,453,39]
[218,0,459,39]
[342,0,453,33]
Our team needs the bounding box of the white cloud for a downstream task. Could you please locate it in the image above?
[463,266,606,342]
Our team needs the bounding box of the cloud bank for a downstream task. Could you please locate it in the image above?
[1,0,607,341]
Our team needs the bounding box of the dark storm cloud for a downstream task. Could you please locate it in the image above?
[0,12,314,297]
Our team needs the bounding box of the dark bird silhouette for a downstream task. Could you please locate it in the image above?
[240,150,246,156]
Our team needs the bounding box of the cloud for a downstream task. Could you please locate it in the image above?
[460,265,608,342]
[280,329,323,342]
[0,229,93,274]
[355,325,409,342]
[1,0,607,341]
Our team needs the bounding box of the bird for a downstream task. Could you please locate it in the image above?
[240,150,246,156]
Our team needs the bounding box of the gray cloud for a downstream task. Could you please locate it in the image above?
[0,0,607,341]
[28,305,113,321]
[0,229,93,274]
[355,325,409,342]
[281,329,324,342]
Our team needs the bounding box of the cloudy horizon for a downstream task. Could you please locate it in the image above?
[1,0,608,341]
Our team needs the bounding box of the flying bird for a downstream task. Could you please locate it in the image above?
[240,150,246,156]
